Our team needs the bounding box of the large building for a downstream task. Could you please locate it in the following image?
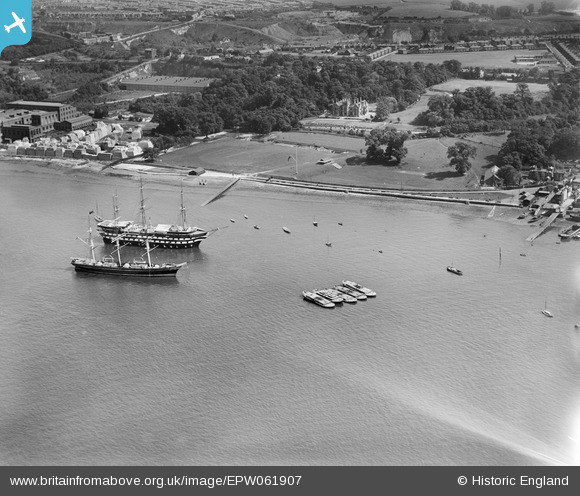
[329,97,369,118]
[1,101,91,143]
[119,76,214,94]
[6,101,81,122]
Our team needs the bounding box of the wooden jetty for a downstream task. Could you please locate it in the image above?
[526,212,559,242]
[200,178,240,206]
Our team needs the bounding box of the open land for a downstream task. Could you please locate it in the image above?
[158,132,509,197]
[388,50,558,69]
[430,78,551,97]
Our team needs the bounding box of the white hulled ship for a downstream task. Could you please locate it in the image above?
[95,180,213,249]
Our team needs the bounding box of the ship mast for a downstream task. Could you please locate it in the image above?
[87,214,96,263]
[110,233,124,265]
[139,176,147,228]
[180,181,187,228]
[145,237,152,266]
[77,213,97,262]
[113,190,119,225]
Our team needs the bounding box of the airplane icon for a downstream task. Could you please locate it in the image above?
[5,12,26,34]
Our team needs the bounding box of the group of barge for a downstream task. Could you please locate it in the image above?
[302,281,376,308]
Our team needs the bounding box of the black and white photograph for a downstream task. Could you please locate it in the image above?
[1,0,580,478]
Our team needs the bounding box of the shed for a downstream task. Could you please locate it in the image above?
[482,165,501,187]
[188,167,206,176]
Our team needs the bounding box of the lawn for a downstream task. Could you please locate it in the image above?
[159,132,508,192]
[389,50,558,70]
[430,78,550,97]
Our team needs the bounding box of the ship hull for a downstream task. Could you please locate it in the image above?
[71,260,183,277]
[97,227,207,249]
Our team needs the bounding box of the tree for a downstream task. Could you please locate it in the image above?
[515,82,532,103]
[374,97,398,121]
[497,165,522,186]
[526,3,535,14]
[539,2,555,15]
[141,147,159,162]
[447,142,477,174]
[548,127,580,159]
[365,128,409,165]
[93,105,109,119]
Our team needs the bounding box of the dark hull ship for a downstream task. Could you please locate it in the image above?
[95,180,211,249]
[72,216,185,278]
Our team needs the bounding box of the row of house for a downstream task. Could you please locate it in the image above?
[3,121,154,162]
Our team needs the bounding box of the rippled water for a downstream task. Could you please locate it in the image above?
[1,161,579,465]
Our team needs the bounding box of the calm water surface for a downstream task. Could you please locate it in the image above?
[1,161,579,465]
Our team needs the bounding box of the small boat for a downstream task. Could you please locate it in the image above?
[447,266,463,276]
[342,280,376,297]
[313,217,318,227]
[542,297,553,318]
[282,227,291,234]
[315,288,345,304]
[338,222,343,226]
[302,290,335,308]
[575,323,579,329]
[334,285,367,300]
[520,253,527,257]
[244,214,248,219]
[378,250,383,253]
[230,219,236,223]
[518,213,526,219]
[254,225,260,230]
[559,224,580,240]
[528,216,539,223]
[325,242,332,247]
[319,288,356,304]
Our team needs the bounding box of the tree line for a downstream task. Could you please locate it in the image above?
[129,55,459,147]
[414,69,579,137]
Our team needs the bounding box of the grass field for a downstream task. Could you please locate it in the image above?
[430,78,550,97]
[389,49,558,69]
[159,132,509,192]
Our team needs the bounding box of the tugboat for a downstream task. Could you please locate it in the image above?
[71,215,185,277]
[302,290,335,308]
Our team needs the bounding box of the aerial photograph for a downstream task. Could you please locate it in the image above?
[1,0,580,470]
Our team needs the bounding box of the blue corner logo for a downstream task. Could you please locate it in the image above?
[0,1,32,54]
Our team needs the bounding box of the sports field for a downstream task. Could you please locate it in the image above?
[430,78,550,97]
[388,49,558,69]
[159,131,509,192]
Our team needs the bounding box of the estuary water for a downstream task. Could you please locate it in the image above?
[1,160,579,466]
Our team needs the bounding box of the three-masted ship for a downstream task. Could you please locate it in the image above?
[95,180,210,249]
[71,216,186,277]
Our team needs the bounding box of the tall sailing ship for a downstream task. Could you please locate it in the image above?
[95,180,211,249]
[71,215,186,277]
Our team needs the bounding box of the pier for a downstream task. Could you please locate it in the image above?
[200,178,240,206]
[526,199,574,242]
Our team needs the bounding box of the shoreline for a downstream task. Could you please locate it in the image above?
[0,154,523,208]
[1,155,574,241]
